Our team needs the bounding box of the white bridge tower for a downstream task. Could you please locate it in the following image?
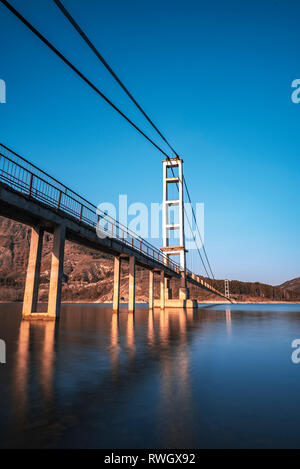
[160,158,189,300]
[224,279,230,300]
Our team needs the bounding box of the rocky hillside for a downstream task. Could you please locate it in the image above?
[0,217,298,303]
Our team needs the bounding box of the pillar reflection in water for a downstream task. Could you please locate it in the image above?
[148,309,155,347]
[40,320,56,401]
[158,308,195,447]
[14,320,30,423]
[110,312,119,374]
[14,319,56,423]
[159,309,169,346]
[126,312,135,356]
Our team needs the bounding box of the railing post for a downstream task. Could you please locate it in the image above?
[57,190,62,210]
[79,204,83,222]
[28,173,33,196]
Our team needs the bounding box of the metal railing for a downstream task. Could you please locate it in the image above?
[0,143,181,274]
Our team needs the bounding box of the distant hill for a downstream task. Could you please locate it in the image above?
[0,216,299,303]
[210,278,299,302]
[280,277,300,294]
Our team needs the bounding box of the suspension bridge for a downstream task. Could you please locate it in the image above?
[0,0,231,319]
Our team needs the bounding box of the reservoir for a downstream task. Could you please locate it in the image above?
[0,303,300,449]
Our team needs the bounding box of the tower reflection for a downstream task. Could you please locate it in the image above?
[158,308,195,447]
[226,308,232,336]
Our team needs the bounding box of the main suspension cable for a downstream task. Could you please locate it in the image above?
[0,0,172,160]
[53,0,180,159]
[1,0,216,279]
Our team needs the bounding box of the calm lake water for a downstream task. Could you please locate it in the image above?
[0,303,300,448]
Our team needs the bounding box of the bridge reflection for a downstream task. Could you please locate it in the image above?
[6,304,232,448]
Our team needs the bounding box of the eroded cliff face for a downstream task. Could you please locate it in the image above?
[0,216,298,303]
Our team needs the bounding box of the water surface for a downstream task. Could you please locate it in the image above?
[0,303,300,448]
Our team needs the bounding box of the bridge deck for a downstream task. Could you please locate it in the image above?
[0,143,226,300]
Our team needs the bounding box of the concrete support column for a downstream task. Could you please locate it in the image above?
[179,271,190,300]
[160,271,165,309]
[149,270,154,310]
[165,277,172,300]
[47,224,66,318]
[128,256,136,313]
[22,226,44,317]
[113,256,121,312]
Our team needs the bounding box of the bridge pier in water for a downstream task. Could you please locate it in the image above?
[179,271,190,300]
[22,226,44,318]
[113,256,121,312]
[0,145,228,321]
[165,277,172,301]
[21,227,216,320]
[47,224,66,318]
[160,271,165,309]
[128,256,136,313]
[22,223,66,320]
[149,270,154,310]
[112,255,137,314]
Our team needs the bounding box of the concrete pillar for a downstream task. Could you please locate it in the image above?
[47,224,66,318]
[113,256,121,312]
[160,271,165,309]
[128,256,136,313]
[149,270,154,310]
[179,271,190,300]
[165,277,172,300]
[22,226,44,317]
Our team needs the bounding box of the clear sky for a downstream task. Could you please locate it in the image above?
[0,0,299,285]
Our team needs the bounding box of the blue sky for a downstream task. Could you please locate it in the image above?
[0,0,299,285]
